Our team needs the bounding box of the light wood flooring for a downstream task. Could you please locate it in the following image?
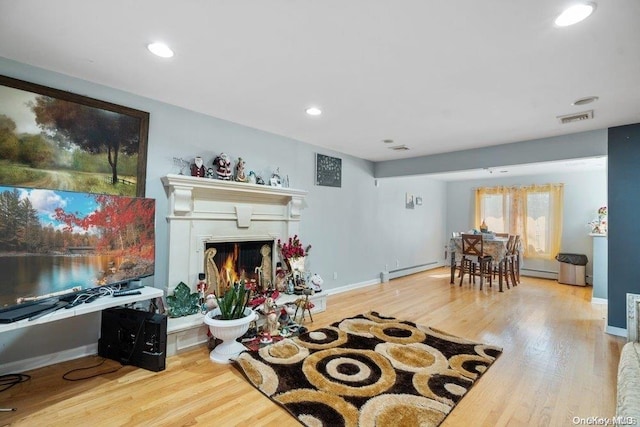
[0,268,626,426]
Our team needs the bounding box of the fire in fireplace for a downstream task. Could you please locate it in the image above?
[204,240,274,296]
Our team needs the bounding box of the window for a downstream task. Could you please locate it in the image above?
[475,184,563,259]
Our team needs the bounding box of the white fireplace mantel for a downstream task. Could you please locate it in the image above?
[161,174,307,218]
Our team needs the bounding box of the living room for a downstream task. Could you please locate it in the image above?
[1,1,639,425]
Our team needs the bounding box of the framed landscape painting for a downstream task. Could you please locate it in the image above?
[0,75,149,197]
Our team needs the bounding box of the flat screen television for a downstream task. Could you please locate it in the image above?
[0,185,155,309]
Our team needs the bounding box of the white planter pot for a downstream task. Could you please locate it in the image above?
[203,308,257,364]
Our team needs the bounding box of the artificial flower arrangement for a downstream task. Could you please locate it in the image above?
[588,206,608,234]
[214,280,254,320]
[277,235,311,260]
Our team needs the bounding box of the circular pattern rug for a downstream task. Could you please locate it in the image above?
[234,312,502,427]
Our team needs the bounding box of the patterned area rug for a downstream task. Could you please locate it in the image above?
[234,312,502,426]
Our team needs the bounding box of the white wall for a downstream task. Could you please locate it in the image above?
[0,57,447,372]
[444,170,607,280]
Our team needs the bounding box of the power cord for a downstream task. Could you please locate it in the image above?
[62,314,146,381]
[0,373,30,393]
[62,357,122,381]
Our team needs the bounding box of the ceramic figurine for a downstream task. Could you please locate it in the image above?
[235,157,248,182]
[213,153,232,180]
[191,156,206,177]
[206,167,215,179]
[247,171,257,184]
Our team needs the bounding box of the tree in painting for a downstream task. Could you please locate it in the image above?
[54,195,155,261]
[30,96,141,188]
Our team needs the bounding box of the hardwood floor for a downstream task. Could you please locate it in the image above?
[1,268,625,426]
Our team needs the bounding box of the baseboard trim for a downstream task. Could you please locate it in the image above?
[389,262,442,280]
[521,268,557,280]
[591,297,607,305]
[0,343,97,376]
[605,325,626,337]
[327,278,380,296]
[328,264,444,296]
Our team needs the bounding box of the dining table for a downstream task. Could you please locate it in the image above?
[449,235,520,292]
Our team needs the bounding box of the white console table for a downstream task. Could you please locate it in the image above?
[0,286,163,334]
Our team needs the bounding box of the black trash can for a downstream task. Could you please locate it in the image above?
[555,253,588,286]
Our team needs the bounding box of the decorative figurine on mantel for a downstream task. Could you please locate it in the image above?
[213,153,232,180]
[235,157,248,182]
[191,156,206,178]
[247,171,257,184]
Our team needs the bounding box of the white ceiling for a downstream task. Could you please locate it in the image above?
[0,1,638,163]
[425,156,606,181]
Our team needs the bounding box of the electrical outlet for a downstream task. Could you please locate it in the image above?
[333,272,338,280]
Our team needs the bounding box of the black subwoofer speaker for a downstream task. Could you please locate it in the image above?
[98,307,167,372]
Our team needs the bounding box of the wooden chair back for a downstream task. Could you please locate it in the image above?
[461,234,484,257]
[506,235,516,254]
[495,232,509,238]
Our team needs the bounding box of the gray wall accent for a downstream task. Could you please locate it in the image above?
[374,130,608,178]
[608,123,640,329]
[445,170,607,280]
[0,57,447,370]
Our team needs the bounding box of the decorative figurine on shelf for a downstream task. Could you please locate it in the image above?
[206,167,215,179]
[261,297,280,335]
[204,293,218,311]
[309,273,323,293]
[173,157,190,175]
[191,156,206,178]
[256,175,265,185]
[196,272,208,311]
[270,167,282,187]
[213,153,232,180]
[259,244,272,292]
[247,171,257,184]
[274,262,287,292]
[235,157,248,182]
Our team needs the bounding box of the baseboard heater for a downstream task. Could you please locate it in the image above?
[389,262,440,280]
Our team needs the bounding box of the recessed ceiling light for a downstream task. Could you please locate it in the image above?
[147,42,174,58]
[306,107,322,116]
[555,3,596,27]
[572,96,599,106]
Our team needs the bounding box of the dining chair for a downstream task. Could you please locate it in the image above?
[459,234,493,290]
[501,235,517,289]
[495,232,509,238]
[510,235,521,285]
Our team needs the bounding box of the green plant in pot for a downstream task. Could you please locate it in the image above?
[213,280,253,320]
[205,280,257,363]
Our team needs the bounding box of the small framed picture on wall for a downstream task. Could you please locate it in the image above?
[315,153,342,188]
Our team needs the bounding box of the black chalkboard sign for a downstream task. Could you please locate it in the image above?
[315,153,342,187]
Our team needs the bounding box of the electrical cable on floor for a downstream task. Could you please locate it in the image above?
[0,373,30,393]
[62,316,146,381]
[62,357,122,381]
[0,373,30,411]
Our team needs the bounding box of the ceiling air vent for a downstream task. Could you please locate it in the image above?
[557,110,594,124]
[388,145,410,151]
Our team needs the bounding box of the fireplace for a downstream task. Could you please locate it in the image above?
[204,239,275,296]
[161,174,308,355]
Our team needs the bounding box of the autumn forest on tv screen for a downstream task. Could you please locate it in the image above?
[0,186,154,300]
